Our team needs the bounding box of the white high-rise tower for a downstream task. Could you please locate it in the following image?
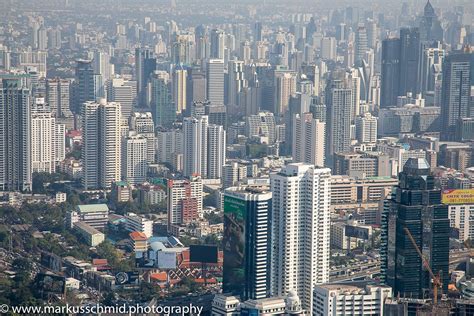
[270,163,331,312]
[292,113,325,167]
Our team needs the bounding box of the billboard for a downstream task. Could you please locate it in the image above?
[442,189,474,205]
[36,273,66,295]
[115,271,139,285]
[189,245,218,263]
[135,250,177,269]
[345,225,370,240]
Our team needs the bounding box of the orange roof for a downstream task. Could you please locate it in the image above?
[92,259,108,265]
[150,272,167,282]
[129,231,148,241]
[194,278,217,284]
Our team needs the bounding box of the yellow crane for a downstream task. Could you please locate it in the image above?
[403,227,443,305]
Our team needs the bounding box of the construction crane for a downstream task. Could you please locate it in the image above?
[403,227,443,305]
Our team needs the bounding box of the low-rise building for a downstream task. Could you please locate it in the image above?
[67,204,109,230]
[313,282,392,315]
[73,221,105,247]
[125,213,154,238]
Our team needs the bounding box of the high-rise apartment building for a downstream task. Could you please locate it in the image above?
[292,113,325,167]
[150,71,175,128]
[31,98,65,173]
[207,124,226,180]
[46,78,71,117]
[270,163,331,312]
[325,71,353,162]
[130,112,156,163]
[246,112,276,144]
[167,175,202,230]
[355,112,377,143]
[0,75,32,191]
[183,116,208,178]
[121,131,148,185]
[81,99,121,190]
[223,187,272,300]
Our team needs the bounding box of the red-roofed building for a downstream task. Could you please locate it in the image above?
[129,231,148,252]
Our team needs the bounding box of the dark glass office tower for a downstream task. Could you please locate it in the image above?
[74,59,95,112]
[135,47,156,107]
[399,27,421,97]
[381,38,401,107]
[419,0,443,42]
[223,187,272,300]
[381,158,449,299]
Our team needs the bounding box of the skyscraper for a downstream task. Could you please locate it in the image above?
[207,124,226,180]
[186,68,207,108]
[0,75,32,191]
[381,158,449,299]
[440,53,472,140]
[74,59,96,112]
[292,112,325,167]
[183,116,208,178]
[107,77,137,119]
[135,47,156,107]
[270,163,331,312]
[172,65,187,114]
[130,112,156,163]
[167,175,202,229]
[150,71,176,128]
[46,78,72,117]
[206,59,225,106]
[210,29,225,60]
[223,187,272,300]
[121,131,148,185]
[419,0,443,42]
[31,98,65,174]
[355,25,368,66]
[226,59,246,114]
[325,71,352,163]
[381,38,401,107]
[399,27,421,97]
[81,99,121,190]
[355,112,377,143]
[274,71,297,115]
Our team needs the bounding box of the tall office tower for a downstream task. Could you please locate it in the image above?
[206,59,225,106]
[227,59,246,114]
[171,34,196,65]
[186,69,207,108]
[270,163,331,312]
[355,112,377,143]
[0,76,32,191]
[210,29,225,60]
[74,59,96,112]
[150,71,175,128]
[419,44,444,97]
[274,71,297,115]
[365,20,377,49]
[31,99,65,173]
[254,22,263,41]
[419,0,443,42]
[172,66,187,114]
[292,113,326,167]
[92,50,114,82]
[320,37,336,60]
[441,53,471,140]
[354,26,368,66]
[381,158,449,299]
[38,26,48,50]
[325,71,353,163]
[399,27,421,97]
[47,28,61,50]
[183,116,208,178]
[121,131,148,185]
[81,99,121,190]
[46,78,71,117]
[30,22,40,49]
[246,112,276,144]
[107,77,137,119]
[135,47,156,107]
[130,112,155,163]
[167,175,202,229]
[223,187,272,300]
[380,38,401,107]
[207,124,226,180]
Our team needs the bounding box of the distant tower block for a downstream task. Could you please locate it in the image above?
[170,0,176,9]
